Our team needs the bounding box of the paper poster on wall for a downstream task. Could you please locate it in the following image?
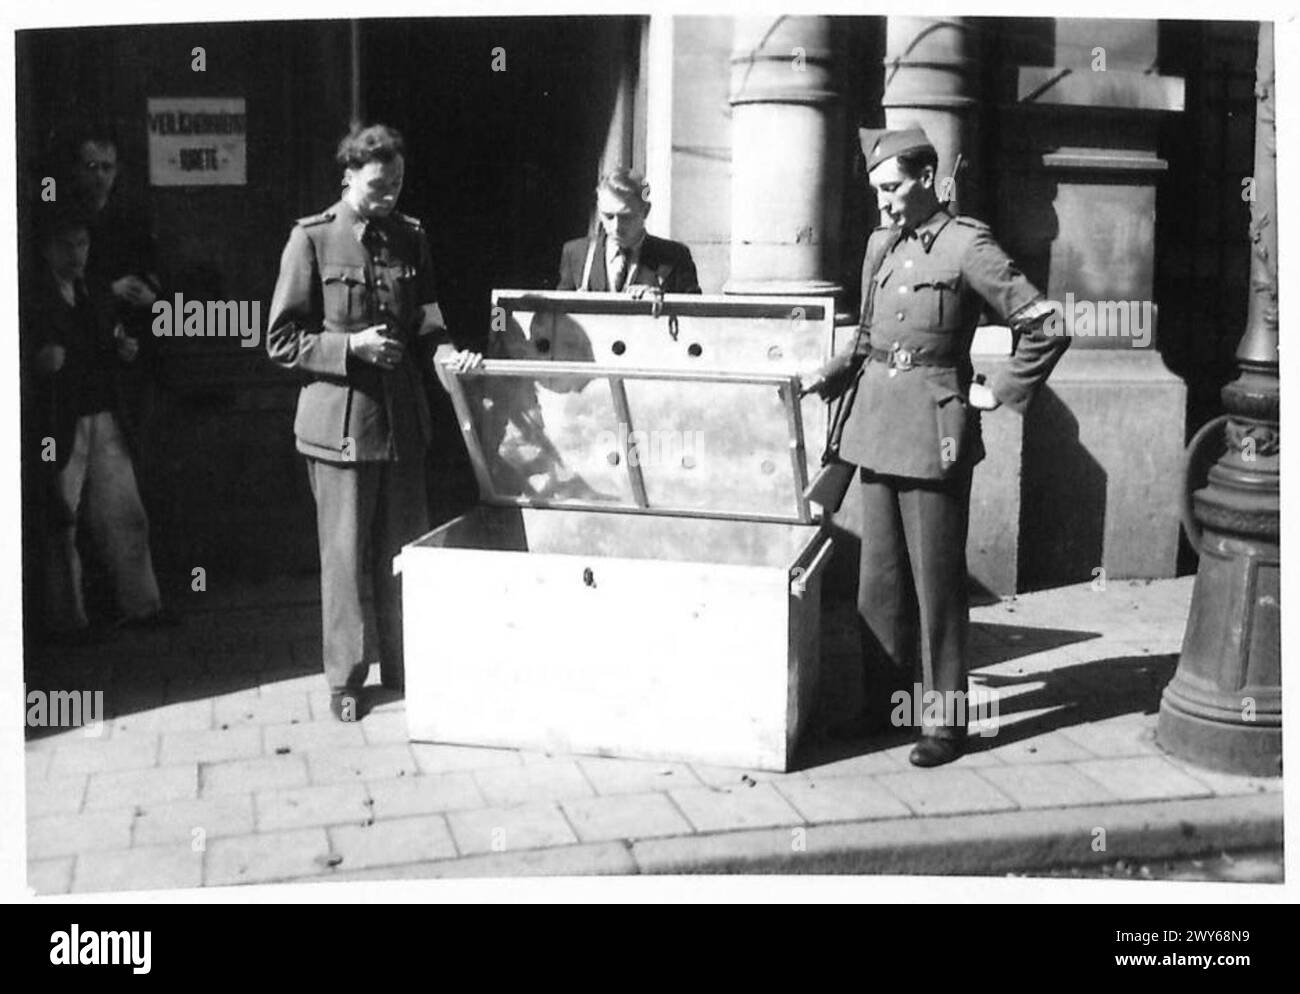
[147,97,247,186]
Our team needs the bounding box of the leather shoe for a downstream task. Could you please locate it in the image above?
[908,736,964,768]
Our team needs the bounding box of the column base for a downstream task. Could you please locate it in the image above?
[1157,695,1282,777]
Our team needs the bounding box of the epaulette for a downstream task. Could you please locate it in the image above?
[953,215,990,232]
[392,211,423,231]
[295,210,336,227]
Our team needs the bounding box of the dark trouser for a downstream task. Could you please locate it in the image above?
[306,456,429,692]
[857,467,973,739]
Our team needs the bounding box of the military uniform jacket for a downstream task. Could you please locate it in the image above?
[556,231,702,293]
[266,200,439,463]
[826,207,1068,480]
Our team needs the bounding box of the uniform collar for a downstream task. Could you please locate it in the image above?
[892,205,954,253]
[336,198,388,244]
[913,206,954,252]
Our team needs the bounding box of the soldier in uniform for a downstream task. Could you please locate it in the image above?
[557,168,701,296]
[267,123,479,720]
[805,126,1067,767]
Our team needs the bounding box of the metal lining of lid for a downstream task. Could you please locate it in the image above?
[437,360,814,525]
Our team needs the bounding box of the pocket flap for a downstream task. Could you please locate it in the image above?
[924,373,967,406]
[321,265,366,285]
[912,269,961,291]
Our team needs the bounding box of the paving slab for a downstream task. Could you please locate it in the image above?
[160,726,262,766]
[110,698,214,735]
[28,809,135,860]
[48,734,159,777]
[73,843,204,894]
[562,792,694,842]
[1056,715,1163,758]
[359,710,411,745]
[473,760,596,807]
[577,757,703,795]
[27,857,75,896]
[669,783,805,833]
[775,777,913,824]
[327,815,459,871]
[975,763,1121,810]
[446,804,579,856]
[213,690,311,727]
[132,794,256,846]
[875,769,1018,817]
[255,782,372,832]
[263,719,368,755]
[366,773,487,819]
[201,755,309,796]
[204,828,335,887]
[1071,756,1217,802]
[988,730,1101,765]
[26,773,88,818]
[305,744,419,784]
[84,764,199,811]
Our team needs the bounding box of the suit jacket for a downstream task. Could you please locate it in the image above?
[266,199,440,463]
[556,231,701,293]
[21,269,132,471]
[817,207,1068,481]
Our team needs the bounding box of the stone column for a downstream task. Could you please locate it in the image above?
[881,17,980,215]
[726,16,841,295]
[1157,22,1280,777]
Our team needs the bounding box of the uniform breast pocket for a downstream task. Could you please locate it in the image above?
[320,265,368,324]
[909,269,963,330]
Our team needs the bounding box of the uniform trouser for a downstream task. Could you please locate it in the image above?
[857,467,973,740]
[44,411,162,632]
[305,455,429,693]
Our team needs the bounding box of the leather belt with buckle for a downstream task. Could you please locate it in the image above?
[868,345,960,372]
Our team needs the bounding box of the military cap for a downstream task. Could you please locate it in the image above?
[859,126,935,173]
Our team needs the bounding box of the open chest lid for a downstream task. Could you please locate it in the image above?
[437,293,833,525]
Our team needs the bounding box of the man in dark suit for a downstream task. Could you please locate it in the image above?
[556,169,701,295]
[266,123,479,721]
[22,207,169,641]
[805,126,1068,767]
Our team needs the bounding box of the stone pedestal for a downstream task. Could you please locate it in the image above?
[987,18,1188,588]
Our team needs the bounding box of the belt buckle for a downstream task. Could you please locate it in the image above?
[890,345,915,374]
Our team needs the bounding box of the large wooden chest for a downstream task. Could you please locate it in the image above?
[398,292,836,770]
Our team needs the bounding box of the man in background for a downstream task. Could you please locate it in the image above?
[64,128,162,346]
[22,207,172,642]
[557,169,701,295]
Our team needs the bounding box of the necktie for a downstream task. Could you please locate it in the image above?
[611,248,630,292]
[362,221,386,259]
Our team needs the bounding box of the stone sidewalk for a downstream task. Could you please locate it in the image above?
[22,576,1283,892]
